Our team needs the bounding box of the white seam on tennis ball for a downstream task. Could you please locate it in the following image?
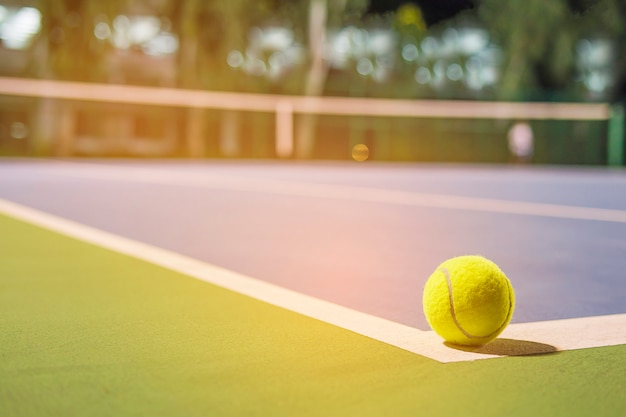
[441,267,478,339]
[441,266,512,340]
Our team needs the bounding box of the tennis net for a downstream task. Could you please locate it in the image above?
[0,76,622,165]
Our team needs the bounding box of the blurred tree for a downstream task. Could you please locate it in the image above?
[170,0,310,91]
[36,0,124,81]
[167,0,311,157]
[574,0,626,101]
[477,0,573,100]
[296,0,369,158]
[172,1,244,89]
[29,0,127,156]
[478,0,625,100]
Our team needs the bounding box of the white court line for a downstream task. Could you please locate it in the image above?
[42,163,626,224]
[1,197,625,363]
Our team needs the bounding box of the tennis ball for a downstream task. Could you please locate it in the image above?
[423,255,515,346]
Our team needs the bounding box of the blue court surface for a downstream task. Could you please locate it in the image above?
[1,159,625,330]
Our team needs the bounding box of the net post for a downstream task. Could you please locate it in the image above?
[276,100,294,158]
[186,107,205,158]
[56,102,76,156]
[607,104,624,167]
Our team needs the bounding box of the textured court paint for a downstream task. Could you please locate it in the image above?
[1,213,625,417]
[2,162,625,329]
[1,198,625,363]
[34,162,626,224]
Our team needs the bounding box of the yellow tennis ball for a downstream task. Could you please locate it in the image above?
[423,255,515,346]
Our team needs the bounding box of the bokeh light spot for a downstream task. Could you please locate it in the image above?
[352,144,369,162]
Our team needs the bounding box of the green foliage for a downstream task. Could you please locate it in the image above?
[477,0,625,100]
[330,0,369,26]
[477,0,571,99]
[32,0,622,100]
[171,0,311,91]
[37,0,124,80]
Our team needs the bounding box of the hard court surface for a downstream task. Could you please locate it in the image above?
[0,159,625,416]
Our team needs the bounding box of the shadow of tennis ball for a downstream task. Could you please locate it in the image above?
[444,338,558,357]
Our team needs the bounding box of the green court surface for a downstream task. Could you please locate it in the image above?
[1,213,624,417]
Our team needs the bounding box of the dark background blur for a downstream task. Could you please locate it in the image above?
[0,0,624,162]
